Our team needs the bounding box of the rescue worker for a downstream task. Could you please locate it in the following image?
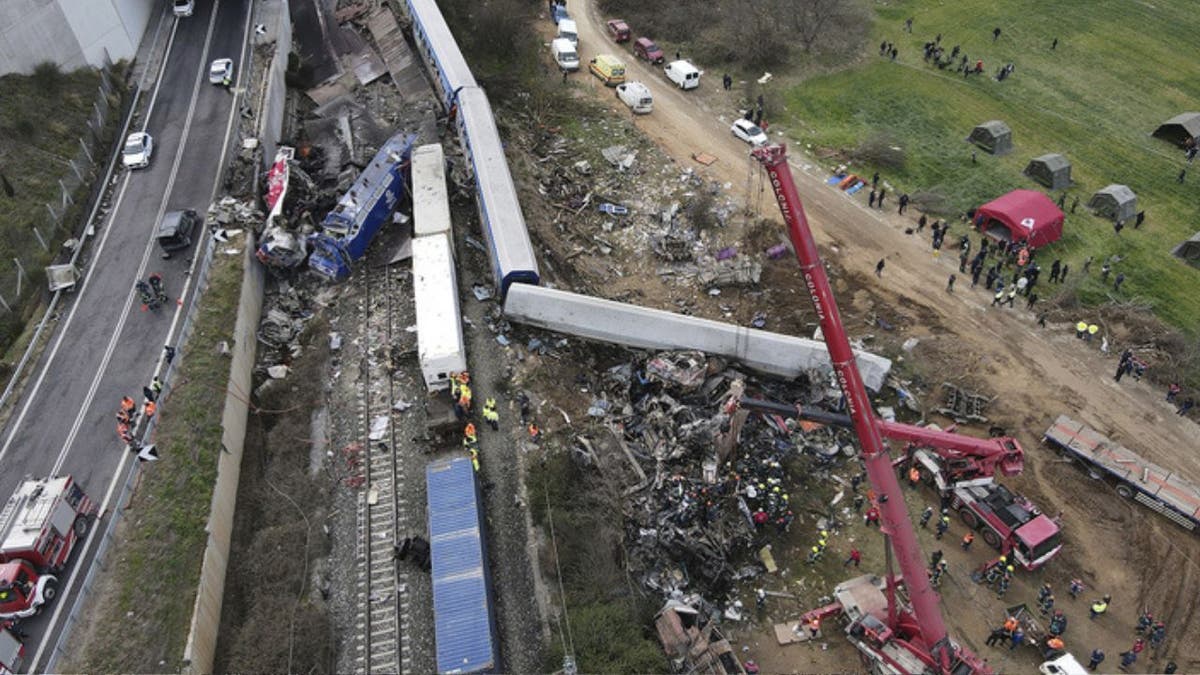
[1069,578,1084,599]
[1087,648,1105,671]
[469,446,480,472]
[935,513,950,539]
[1076,320,1088,339]
[143,399,157,420]
[919,505,934,528]
[1044,635,1066,659]
[1048,609,1068,637]
[117,421,133,443]
[528,423,541,444]
[450,373,462,399]
[1003,616,1019,633]
[1087,323,1099,342]
[457,383,473,418]
[1135,609,1153,634]
[907,465,920,488]
[150,376,164,399]
[1089,595,1110,620]
[482,398,499,431]
[961,532,975,550]
[1038,582,1053,603]
[755,587,766,610]
[808,617,820,638]
[121,395,136,416]
[463,422,478,447]
[1040,593,1055,616]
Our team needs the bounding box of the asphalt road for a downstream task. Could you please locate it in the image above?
[0,1,252,671]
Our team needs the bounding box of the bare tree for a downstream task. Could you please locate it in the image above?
[784,0,869,54]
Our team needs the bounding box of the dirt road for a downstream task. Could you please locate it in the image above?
[565,0,1200,669]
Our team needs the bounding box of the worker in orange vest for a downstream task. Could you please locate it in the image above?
[463,423,478,447]
[528,423,541,444]
[143,399,157,420]
[961,532,975,551]
[1003,616,1019,633]
[120,396,136,415]
[907,465,921,489]
[807,616,820,638]
[117,422,132,443]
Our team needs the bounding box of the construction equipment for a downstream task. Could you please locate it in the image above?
[0,476,96,623]
[751,144,989,674]
[738,398,1062,570]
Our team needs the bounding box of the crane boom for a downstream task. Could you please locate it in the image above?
[752,145,986,674]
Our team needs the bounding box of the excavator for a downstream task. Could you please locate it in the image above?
[749,144,991,674]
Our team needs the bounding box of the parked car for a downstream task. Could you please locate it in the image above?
[173,0,194,17]
[122,132,154,169]
[664,60,701,89]
[730,119,768,146]
[606,19,631,42]
[209,58,234,85]
[551,4,569,24]
[551,38,579,72]
[616,82,652,114]
[157,209,200,256]
[633,37,665,64]
[557,19,578,46]
[589,54,626,87]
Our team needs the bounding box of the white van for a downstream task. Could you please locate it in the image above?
[552,38,579,71]
[616,82,653,114]
[557,19,578,46]
[1039,653,1088,675]
[664,60,701,90]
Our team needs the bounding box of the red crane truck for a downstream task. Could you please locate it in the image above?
[751,144,990,674]
[0,476,96,624]
[737,398,1063,570]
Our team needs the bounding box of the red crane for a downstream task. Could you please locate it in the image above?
[751,144,990,674]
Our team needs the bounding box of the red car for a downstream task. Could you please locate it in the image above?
[633,37,665,64]
[606,19,631,42]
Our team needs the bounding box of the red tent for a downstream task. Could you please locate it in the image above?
[974,189,1064,248]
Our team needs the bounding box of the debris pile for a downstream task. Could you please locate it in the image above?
[570,350,859,606]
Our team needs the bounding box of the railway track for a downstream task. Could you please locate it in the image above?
[354,264,406,674]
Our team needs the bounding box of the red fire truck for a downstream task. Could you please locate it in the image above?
[0,476,96,622]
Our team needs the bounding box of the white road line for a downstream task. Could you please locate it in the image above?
[51,0,224,475]
[0,17,181,468]
[32,0,251,666]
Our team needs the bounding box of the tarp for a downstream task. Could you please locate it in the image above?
[1173,231,1200,261]
[974,189,1064,247]
[968,120,1012,155]
[1152,112,1200,147]
[1087,184,1137,223]
[1023,153,1072,191]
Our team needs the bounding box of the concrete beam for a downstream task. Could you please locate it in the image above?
[503,284,892,391]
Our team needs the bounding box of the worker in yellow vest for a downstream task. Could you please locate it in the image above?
[1087,324,1099,342]
[482,398,499,430]
[1076,321,1088,339]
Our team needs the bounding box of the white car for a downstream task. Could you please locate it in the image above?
[209,58,234,85]
[173,0,194,17]
[122,132,154,169]
[731,118,768,146]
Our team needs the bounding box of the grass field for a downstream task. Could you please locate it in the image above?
[781,0,1200,333]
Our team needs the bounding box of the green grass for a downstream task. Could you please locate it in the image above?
[782,0,1200,333]
[66,251,244,673]
[0,65,122,361]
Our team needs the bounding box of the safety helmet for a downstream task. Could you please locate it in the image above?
[465,423,476,435]
[1006,565,1015,572]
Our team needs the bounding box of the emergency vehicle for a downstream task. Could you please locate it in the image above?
[0,476,96,622]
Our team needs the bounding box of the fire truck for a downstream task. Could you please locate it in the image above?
[0,476,96,623]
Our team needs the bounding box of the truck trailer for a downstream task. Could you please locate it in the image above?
[413,233,466,391]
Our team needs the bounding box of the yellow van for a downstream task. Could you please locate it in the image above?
[588,54,626,86]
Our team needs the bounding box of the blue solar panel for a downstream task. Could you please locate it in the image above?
[426,457,498,673]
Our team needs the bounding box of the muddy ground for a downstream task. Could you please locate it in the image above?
[490,0,1200,671]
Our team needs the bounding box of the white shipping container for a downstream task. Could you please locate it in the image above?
[413,233,466,391]
[412,144,453,243]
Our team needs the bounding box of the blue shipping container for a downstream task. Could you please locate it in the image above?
[426,457,500,674]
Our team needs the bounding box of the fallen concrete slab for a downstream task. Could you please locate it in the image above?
[503,284,891,391]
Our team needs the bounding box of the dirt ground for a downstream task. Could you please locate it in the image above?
[528,1,1200,671]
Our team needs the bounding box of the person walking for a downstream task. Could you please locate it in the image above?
[1003,284,1018,308]
[1178,397,1195,416]
[946,273,957,292]
[844,547,862,567]
[142,399,157,420]
[1026,293,1038,311]
[1049,259,1061,282]
[482,398,500,430]
[961,532,974,550]
[1118,648,1137,671]
[919,505,933,528]
[878,189,887,209]
[1167,383,1182,403]
[935,514,950,539]
[868,189,877,208]
[1114,272,1126,291]
[875,258,885,277]
[1059,263,1069,283]
[1069,578,1085,599]
[898,193,909,214]
[722,73,732,90]
[1087,648,1105,671]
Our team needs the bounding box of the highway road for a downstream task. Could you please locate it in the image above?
[0,1,252,671]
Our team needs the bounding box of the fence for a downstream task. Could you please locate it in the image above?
[0,51,123,316]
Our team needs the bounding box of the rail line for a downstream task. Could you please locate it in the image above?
[354,264,404,673]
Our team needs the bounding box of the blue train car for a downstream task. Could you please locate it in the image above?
[404,0,477,108]
[455,87,540,299]
[308,132,417,281]
[426,456,500,674]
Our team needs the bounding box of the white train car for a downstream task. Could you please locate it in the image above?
[404,0,478,108]
[412,144,453,253]
[412,233,466,391]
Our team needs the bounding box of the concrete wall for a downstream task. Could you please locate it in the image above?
[182,240,265,674]
[0,0,154,75]
[504,284,892,391]
[256,0,292,168]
